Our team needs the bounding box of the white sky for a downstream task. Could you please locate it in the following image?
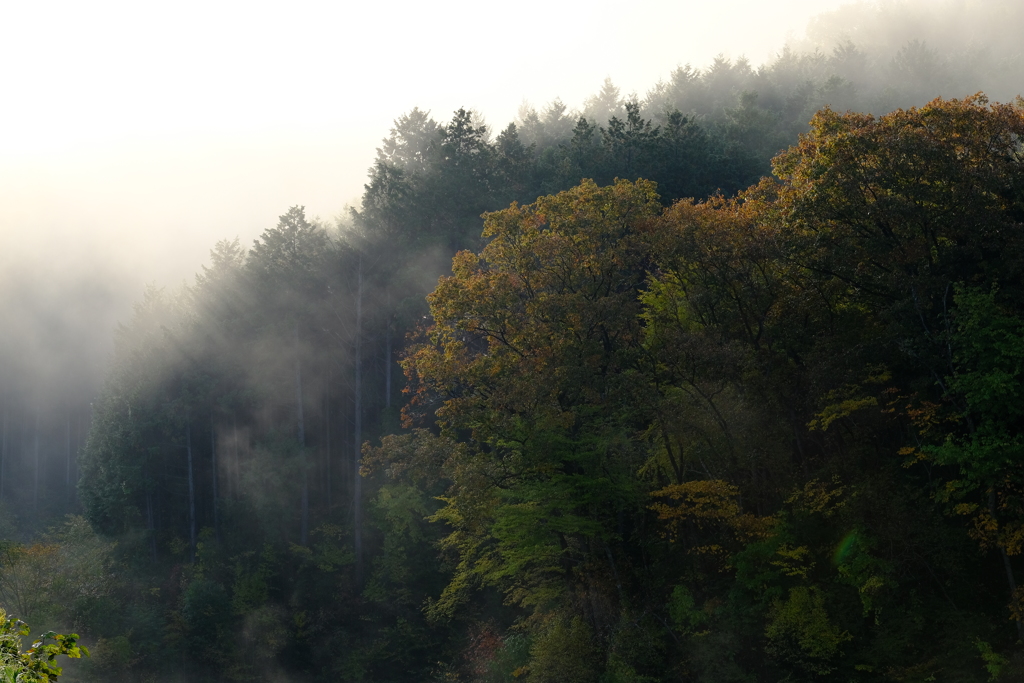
[0,0,854,289]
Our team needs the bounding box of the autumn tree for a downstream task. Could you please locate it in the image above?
[771,93,1024,650]
[381,180,662,638]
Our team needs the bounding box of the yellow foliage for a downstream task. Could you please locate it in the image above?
[808,371,889,431]
[650,480,774,549]
[1009,587,1024,623]
[1001,521,1024,556]
[808,397,878,432]
[771,544,814,579]
[958,506,999,550]
[651,480,741,527]
[904,401,945,433]
[785,477,847,517]
[899,446,927,468]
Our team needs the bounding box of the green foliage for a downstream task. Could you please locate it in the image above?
[977,639,1008,682]
[480,632,531,683]
[231,544,276,615]
[85,635,132,681]
[668,585,708,633]
[181,578,231,659]
[527,617,600,683]
[0,517,115,635]
[764,586,851,675]
[0,610,88,682]
[833,529,894,618]
[932,285,1024,480]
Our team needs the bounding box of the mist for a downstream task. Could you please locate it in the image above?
[1,0,1023,680]
[2,0,1021,542]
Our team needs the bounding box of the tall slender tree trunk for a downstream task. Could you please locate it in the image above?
[385,291,392,410]
[295,323,308,546]
[74,409,83,506]
[991,488,1024,639]
[1001,544,1022,640]
[186,416,196,564]
[354,255,364,584]
[211,414,220,542]
[1,405,7,504]
[145,463,157,563]
[66,410,72,509]
[33,411,40,514]
[324,375,332,510]
[233,416,241,500]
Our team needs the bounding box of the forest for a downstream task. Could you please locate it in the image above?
[2,4,1024,681]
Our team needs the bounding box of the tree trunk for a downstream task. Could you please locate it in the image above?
[354,255,364,584]
[324,377,332,510]
[295,323,308,546]
[232,415,240,500]
[992,488,1024,639]
[146,485,157,562]
[33,411,40,514]
[211,414,220,543]
[1,405,7,504]
[66,410,72,509]
[1001,546,1023,640]
[187,416,196,564]
[385,292,392,410]
[75,412,81,502]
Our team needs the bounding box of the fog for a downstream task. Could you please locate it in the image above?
[0,0,847,436]
[1,0,1022,516]
[797,0,1023,56]
[4,1,1018,308]
[1,0,852,285]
